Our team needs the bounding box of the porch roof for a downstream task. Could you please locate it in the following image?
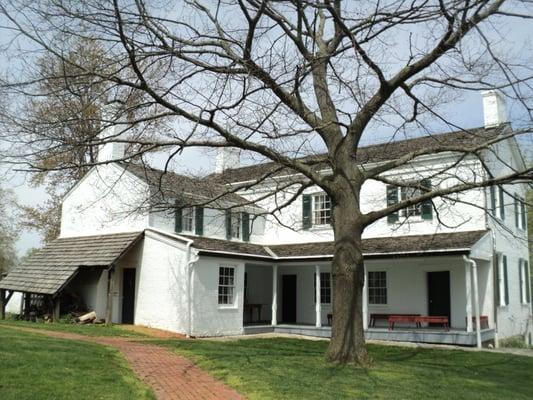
[189,230,488,261]
[0,231,143,295]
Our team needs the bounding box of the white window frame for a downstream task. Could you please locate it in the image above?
[312,193,332,226]
[516,195,527,231]
[218,265,236,306]
[181,207,195,233]
[493,186,505,220]
[230,213,242,239]
[498,253,507,307]
[314,272,332,304]
[368,271,387,305]
[519,259,529,304]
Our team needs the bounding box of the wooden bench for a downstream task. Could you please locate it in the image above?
[388,315,449,331]
[467,315,489,329]
[370,313,419,327]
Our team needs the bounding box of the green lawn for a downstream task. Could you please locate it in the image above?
[0,327,154,400]
[156,338,533,400]
[0,319,147,337]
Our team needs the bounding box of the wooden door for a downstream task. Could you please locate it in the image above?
[121,268,136,324]
[282,275,297,323]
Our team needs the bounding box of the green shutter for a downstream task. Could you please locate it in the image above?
[420,179,433,220]
[526,261,531,303]
[515,196,519,228]
[499,186,505,220]
[302,194,312,229]
[495,254,500,306]
[521,200,527,229]
[386,185,399,223]
[225,210,232,239]
[174,205,183,233]
[503,255,509,305]
[195,207,204,236]
[242,212,250,242]
[490,186,496,215]
[518,259,524,303]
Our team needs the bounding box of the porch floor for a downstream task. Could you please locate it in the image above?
[243,324,496,346]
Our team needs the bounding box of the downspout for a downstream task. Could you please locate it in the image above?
[464,255,482,348]
[491,229,499,348]
[185,241,199,338]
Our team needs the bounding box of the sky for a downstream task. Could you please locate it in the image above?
[0,2,531,256]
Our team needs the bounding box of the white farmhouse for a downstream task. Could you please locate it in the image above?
[1,91,531,347]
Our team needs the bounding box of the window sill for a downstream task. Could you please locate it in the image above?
[310,224,332,231]
[218,305,239,311]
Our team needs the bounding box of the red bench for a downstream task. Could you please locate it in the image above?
[370,313,420,327]
[388,315,449,331]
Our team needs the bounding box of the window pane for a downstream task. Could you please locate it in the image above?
[368,271,387,304]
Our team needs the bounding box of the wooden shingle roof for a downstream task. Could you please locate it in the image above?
[0,231,143,295]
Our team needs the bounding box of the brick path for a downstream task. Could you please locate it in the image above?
[3,326,244,400]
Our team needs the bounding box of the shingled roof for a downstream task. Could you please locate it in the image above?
[213,126,503,184]
[120,163,253,208]
[186,230,488,260]
[0,232,143,295]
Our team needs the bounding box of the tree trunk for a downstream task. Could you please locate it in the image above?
[326,201,370,365]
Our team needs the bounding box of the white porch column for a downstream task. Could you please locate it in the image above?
[315,265,321,328]
[363,265,368,330]
[465,260,473,333]
[271,265,278,326]
[472,260,482,348]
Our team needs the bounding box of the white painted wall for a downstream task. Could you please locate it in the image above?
[60,164,150,237]
[65,269,107,318]
[191,256,245,336]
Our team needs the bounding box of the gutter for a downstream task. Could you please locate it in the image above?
[185,240,199,338]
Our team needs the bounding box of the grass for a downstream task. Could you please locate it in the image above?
[155,338,533,400]
[0,326,154,400]
[0,319,147,337]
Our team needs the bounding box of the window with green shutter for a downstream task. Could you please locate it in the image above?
[420,179,433,220]
[525,261,531,303]
[499,186,505,220]
[386,185,399,223]
[195,207,204,235]
[225,210,232,239]
[242,212,250,242]
[503,254,509,305]
[302,194,312,229]
[174,203,183,233]
[519,259,524,303]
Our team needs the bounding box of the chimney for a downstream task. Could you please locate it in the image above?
[215,147,240,173]
[481,90,508,128]
[97,105,127,163]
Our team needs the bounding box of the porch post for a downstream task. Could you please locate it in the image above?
[271,264,278,326]
[363,265,368,330]
[472,260,482,348]
[465,260,473,332]
[0,289,5,320]
[315,265,321,328]
[105,267,115,325]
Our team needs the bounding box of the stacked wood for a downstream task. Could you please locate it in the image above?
[76,311,97,324]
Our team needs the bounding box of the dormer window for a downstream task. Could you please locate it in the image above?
[175,205,204,235]
[225,211,250,242]
[302,192,332,229]
[386,179,432,223]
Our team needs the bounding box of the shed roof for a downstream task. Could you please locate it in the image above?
[0,231,142,295]
[187,230,488,260]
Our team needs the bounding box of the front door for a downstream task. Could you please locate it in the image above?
[282,275,297,323]
[122,268,136,324]
[427,271,451,322]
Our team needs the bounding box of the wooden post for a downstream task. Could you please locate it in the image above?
[52,296,61,322]
[24,293,31,320]
[271,265,278,326]
[363,265,369,330]
[105,267,115,325]
[315,265,321,328]
[0,289,6,320]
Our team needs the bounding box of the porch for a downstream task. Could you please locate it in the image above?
[242,252,495,346]
[243,324,495,346]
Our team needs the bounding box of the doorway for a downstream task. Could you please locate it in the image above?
[427,271,451,323]
[122,268,136,324]
[282,274,297,323]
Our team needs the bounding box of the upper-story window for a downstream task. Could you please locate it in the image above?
[175,205,204,235]
[302,192,332,229]
[386,179,432,223]
[225,211,251,242]
[515,194,527,230]
[490,185,505,220]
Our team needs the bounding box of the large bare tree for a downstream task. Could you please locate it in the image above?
[0,1,532,363]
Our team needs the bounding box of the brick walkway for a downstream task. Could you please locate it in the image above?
[4,326,244,400]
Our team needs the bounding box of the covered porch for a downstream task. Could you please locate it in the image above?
[243,244,495,346]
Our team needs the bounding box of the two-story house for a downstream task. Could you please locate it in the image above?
[1,91,531,347]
